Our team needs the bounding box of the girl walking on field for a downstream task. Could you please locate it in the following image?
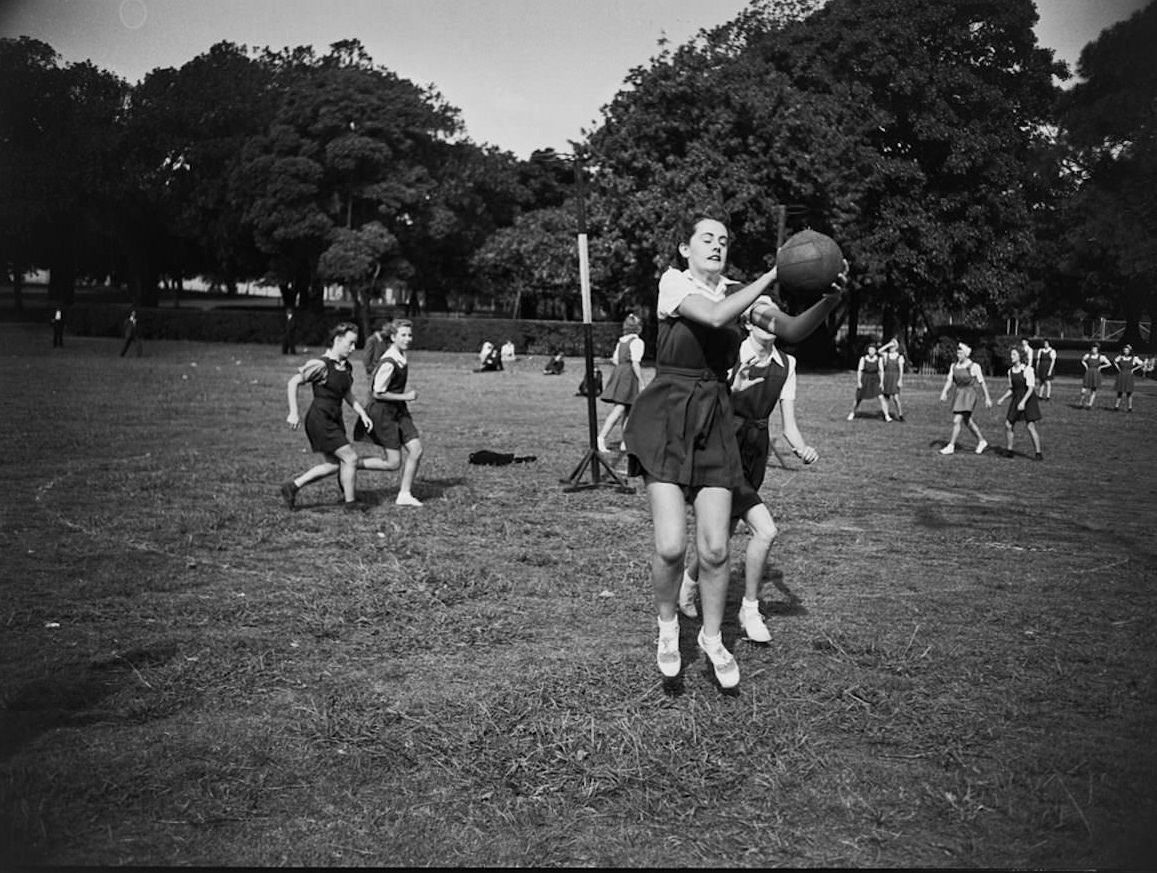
[1035,339,1056,400]
[995,346,1043,460]
[597,314,646,453]
[938,342,993,454]
[282,322,384,511]
[1112,344,1142,412]
[1080,343,1111,409]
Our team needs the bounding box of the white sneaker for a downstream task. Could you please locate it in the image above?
[697,630,739,689]
[395,493,423,506]
[738,603,772,643]
[939,444,956,455]
[975,440,988,455]
[846,412,855,421]
[677,574,699,618]
[657,619,681,677]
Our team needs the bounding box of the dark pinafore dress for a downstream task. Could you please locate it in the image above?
[1114,356,1136,394]
[624,316,743,491]
[1082,355,1103,390]
[602,336,640,407]
[303,357,353,454]
[364,353,417,448]
[857,355,882,401]
[1035,349,1054,382]
[730,354,788,518]
[882,353,901,396]
[951,363,979,414]
[1006,366,1042,424]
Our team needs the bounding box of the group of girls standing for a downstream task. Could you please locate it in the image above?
[1080,343,1144,411]
[846,339,905,422]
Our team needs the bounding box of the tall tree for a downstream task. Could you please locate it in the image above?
[1056,2,1157,347]
[562,0,1063,354]
[122,42,275,302]
[0,38,127,304]
[236,41,460,312]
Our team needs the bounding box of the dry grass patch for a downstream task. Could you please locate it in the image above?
[1,323,1155,867]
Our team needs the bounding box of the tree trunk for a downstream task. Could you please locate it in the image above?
[48,245,77,306]
[844,288,860,367]
[12,265,24,314]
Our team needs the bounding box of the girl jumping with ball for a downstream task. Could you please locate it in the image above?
[623,214,843,690]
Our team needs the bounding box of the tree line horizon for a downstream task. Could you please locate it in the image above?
[1,0,1153,348]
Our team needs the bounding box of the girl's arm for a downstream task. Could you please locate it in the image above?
[975,365,994,406]
[286,373,304,428]
[372,361,418,402]
[631,360,645,390]
[940,369,953,400]
[1100,356,1112,370]
[856,356,865,386]
[898,355,905,387]
[749,260,848,342]
[1022,367,1036,403]
[343,385,373,431]
[677,268,778,328]
[779,399,818,464]
[995,374,1012,406]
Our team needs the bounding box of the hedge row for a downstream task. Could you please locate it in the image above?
[16,303,627,357]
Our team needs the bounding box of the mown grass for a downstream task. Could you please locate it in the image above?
[1,322,1155,867]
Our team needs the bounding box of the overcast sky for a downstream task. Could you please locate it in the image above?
[1,0,1149,158]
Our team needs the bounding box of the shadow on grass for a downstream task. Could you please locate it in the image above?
[0,642,178,761]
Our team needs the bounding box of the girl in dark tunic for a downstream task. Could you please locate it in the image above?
[846,342,890,421]
[281,322,375,511]
[1080,344,1111,409]
[1112,344,1142,412]
[363,320,425,506]
[623,215,844,689]
[995,346,1043,460]
[597,314,646,453]
[679,296,820,644]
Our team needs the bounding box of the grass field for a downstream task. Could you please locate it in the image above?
[2,322,1155,867]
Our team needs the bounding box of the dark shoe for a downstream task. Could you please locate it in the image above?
[342,500,369,513]
[1034,453,1043,461]
[280,481,298,510]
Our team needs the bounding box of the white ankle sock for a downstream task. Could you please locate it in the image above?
[741,597,759,609]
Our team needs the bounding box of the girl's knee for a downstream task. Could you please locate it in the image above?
[695,537,729,570]
[406,439,423,459]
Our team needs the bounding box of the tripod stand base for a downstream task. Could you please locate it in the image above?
[560,448,635,493]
